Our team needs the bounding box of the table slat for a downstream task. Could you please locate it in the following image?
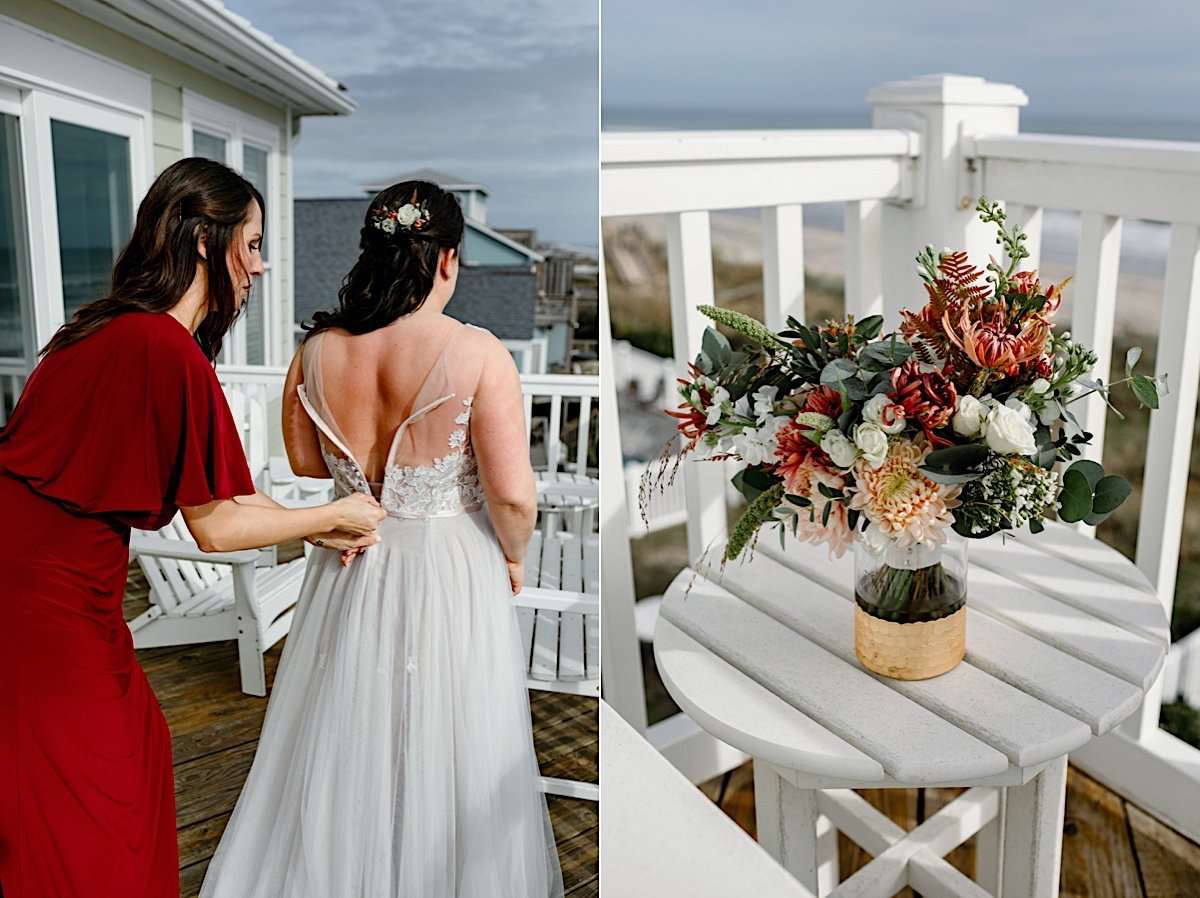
[662,575,1010,783]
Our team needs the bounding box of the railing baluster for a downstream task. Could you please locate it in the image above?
[575,396,592,475]
[1070,212,1124,473]
[1136,222,1200,613]
[845,199,884,320]
[762,204,806,331]
[667,210,728,560]
[599,259,650,731]
[1005,203,1044,271]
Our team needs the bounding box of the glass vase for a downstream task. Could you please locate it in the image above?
[852,531,968,680]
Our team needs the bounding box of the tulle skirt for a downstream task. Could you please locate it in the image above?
[199,508,563,897]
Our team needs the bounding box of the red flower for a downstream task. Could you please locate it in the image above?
[775,421,833,494]
[890,361,957,446]
[804,385,843,419]
[666,363,713,447]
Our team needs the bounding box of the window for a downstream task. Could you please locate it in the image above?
[184,93,281,366]
[0,112,26,360]
[50,120,132,319]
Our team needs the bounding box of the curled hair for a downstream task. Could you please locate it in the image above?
[306,180,465,338]
[41,157,264,362]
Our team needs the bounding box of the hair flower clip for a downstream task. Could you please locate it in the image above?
[371,190,432,235]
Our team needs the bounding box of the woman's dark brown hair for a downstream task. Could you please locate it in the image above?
[41,157,265,362]
[305,180,465,339]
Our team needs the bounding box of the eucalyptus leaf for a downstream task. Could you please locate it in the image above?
[1091,474,1132,516]
[1028,516,1045,534]
[858,337,914,372]
[923,443,990,473]
[1066,459,1105,491]
[919,467,987,485]
[1058,468,1094,523]
[1131,374,1160,409]
[1125,346,1142,378]
[857,315,885,340]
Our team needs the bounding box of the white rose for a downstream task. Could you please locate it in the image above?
[863,393,906,435]
[861,521,893,555]
[981,399,1037,455]
[953,394,987,437]
[821,429,859,469]
[395,204,420,227]
[854,423,889,469]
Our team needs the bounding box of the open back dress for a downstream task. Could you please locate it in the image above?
[200,323,563,897]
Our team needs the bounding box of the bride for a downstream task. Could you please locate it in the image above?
[199,180,564,897]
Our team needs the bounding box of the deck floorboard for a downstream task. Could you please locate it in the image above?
[700,761,1200,896]
[125,560,597,897]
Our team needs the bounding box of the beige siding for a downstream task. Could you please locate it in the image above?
[6,1,310,365]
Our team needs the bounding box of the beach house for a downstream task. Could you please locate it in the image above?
[0,0,354,422]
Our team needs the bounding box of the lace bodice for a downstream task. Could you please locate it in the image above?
[297,325,488,519]
[313,396,484,518]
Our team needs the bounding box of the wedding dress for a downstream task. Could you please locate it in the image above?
[200,323,564,897]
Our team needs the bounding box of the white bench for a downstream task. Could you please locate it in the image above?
[518,529,600,800]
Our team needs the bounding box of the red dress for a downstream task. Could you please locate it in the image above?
[0,312,254,898]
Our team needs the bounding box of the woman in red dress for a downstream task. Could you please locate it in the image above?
[0,158,386,898]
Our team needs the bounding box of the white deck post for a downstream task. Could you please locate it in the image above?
[867,74,1028,324]
[598,259,649,732]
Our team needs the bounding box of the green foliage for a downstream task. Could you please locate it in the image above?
[1161,700,1200,749]
[725,482,786,561]
[1057,459,1132,525]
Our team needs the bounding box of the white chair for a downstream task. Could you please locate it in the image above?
[517,529,600,800]
[127,514,305,696]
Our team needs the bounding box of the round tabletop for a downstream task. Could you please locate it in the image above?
[654,521,1169,786]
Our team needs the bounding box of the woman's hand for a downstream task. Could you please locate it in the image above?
[505,557,525,595]
[332,493,386,535]
[305,529,381,552]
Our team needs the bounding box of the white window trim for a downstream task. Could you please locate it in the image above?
[182,91,282,366]
[0,16,152,357]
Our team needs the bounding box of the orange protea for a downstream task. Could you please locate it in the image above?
[942,306,1050,374]
[848,435,961,549]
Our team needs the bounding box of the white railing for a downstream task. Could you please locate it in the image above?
[1163,629,1200,707]
[0,358,27,426]
[600,74,1200,841]
[520,372,599,476]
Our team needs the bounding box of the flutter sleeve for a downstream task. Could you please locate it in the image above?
[0,313,254,529]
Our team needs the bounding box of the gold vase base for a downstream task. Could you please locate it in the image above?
[854,604,966,680]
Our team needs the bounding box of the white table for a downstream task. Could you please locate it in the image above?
[654,522,1169,898]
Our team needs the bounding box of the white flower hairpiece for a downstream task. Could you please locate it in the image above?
[370,190,432,235]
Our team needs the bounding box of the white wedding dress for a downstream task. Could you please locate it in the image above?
[200,324,564,897]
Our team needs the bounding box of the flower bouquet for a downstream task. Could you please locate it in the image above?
[651,198,1166,679]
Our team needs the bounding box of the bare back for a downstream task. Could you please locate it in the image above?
[303,316,472,484]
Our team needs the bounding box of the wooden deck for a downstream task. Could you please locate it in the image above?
[700,762,1200,897]
[124,560,598,897]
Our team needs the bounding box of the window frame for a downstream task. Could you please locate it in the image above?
[182,91,282,366]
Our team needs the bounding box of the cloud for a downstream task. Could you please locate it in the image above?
[222,0,598,245]
[601,0,1200,120]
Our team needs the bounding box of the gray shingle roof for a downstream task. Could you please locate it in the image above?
[294,198,533,340]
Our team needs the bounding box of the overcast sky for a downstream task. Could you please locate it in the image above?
[603,0,1200,131]
[222,0,598,247]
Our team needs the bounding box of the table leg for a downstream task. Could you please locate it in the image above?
[974,788,1004,894]
[753,762,837,895]
[999,754,1068,898]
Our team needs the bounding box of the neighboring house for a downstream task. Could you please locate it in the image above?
[0,0,353,419]
[296,168,562,372]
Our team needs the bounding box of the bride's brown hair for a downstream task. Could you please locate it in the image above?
[305,180,465,339]
[41,157,265,362]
